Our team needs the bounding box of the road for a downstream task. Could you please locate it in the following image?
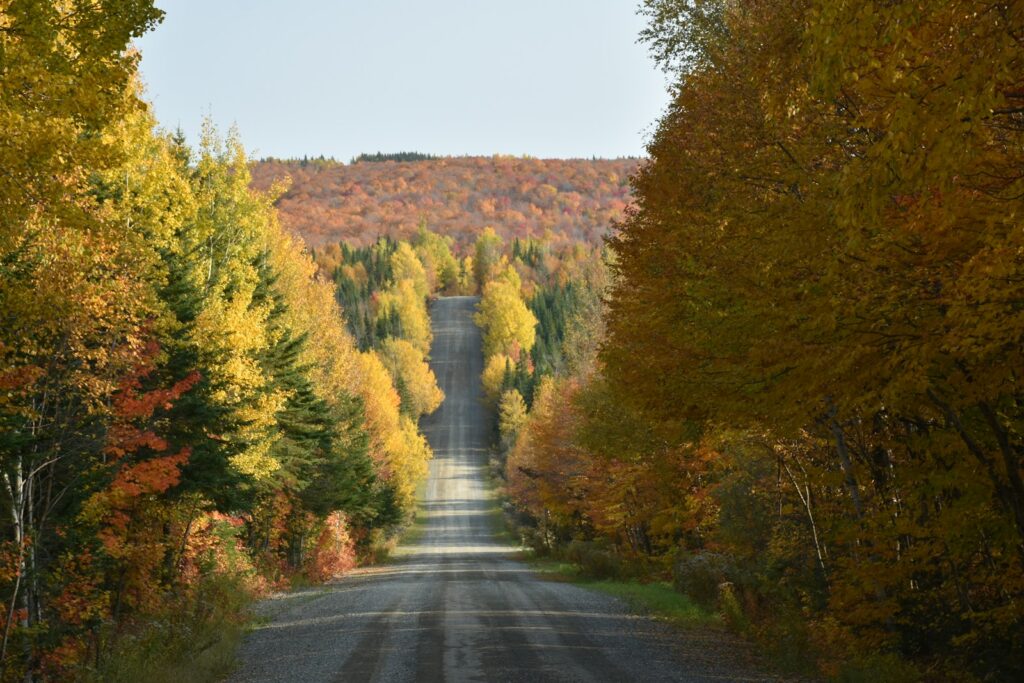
[229,296,776,682]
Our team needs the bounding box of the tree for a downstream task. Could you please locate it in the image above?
[473,227,504,290]
[595,0,1024,677]
[0,3,165,672]
[377,279,432,354]
[378,339,444,419]
[481,354,513,404]
[474,267,537,361]
[498,389,527,454]
[391,242,429,302]
[413,223,459,293]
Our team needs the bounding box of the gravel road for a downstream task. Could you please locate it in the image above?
[229,296,778,682]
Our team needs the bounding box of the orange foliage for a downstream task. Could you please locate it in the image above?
[250,156,638,249]
[305,512,357,582]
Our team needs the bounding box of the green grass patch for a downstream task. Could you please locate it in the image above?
[526,554,720,629]
[480,454,522,547]
[579,580,721,629]
[393,506,430,550]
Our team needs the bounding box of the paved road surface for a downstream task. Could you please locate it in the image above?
[230,296,776,682]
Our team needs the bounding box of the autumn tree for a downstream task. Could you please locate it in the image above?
[591,0,1024,677]
[474,266,537,361]
[473,227,504,290]
[379,338,444,419]
[413,223,459,293]
[497,389,527,455]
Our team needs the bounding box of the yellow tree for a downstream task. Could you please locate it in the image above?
[474,266,537,360]
[378,338,444,418]
[391,242,430,301]
[0,2,165,661]
[413,224,459,293]
[377,278,432,354]
[481,353,513,403]
[498,389,527,453]
[473,226,504,289]
[355,351,432,515]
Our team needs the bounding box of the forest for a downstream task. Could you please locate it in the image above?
[482,1,1024,680]
[0,2,447,678]
[2,0,1022,681]
[249,155,637,249]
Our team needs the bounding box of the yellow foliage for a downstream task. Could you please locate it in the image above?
[498,388,528,451]
[474,269,537,360]
[385,416,433,512]
[355,351,403,467]
[391,242,429,301]
[265,218,361,409]
[481,353,512,403]
[377,278,432,354]
[378,338,444,418]
[350,351,433,511]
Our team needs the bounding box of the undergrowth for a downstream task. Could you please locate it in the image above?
[76,575,251,683]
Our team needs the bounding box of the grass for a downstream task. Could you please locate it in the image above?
[481,456,520,546]
[386,475,435,559]
[82,620,244,683]
[78,577,251,683]
[526,555,721,630]
[580,580,721,628]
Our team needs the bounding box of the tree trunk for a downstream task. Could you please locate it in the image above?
[828,415,863,517]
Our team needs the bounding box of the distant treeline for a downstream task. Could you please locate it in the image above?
[352,151,439,163]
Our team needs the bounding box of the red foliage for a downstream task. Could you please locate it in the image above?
[305,512,357,582]
[250,156,639,249]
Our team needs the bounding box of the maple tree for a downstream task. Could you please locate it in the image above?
[0,4,441,675]
[490,1,1024,679]
[250,155,637,250]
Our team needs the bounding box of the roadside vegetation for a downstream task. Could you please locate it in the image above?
[480,2,1024,681]
[529,555,721,631]
[3,0,1021,681]
[0,3,446,678]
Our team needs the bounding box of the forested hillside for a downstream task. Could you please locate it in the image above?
[249,156,637,249]
[487,1,1024,681]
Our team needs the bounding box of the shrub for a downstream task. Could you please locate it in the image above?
[565,540,622,580]
[672,552,735,608]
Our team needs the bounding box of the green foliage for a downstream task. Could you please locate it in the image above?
[473,227,504,291]
[352,151,438,163]
[328,238,397,350]
[0,9,439,675]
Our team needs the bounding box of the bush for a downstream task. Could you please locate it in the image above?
[836,653,922,683]
[76,573,252,683]
[565,540,622,580]
[718,582,750,633]
[672,552,736,608]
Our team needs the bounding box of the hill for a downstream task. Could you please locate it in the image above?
[250,156,639,248]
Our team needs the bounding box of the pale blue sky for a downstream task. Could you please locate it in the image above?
[135,1,668,160]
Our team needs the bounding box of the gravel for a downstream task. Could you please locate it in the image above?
[228,296,780,683]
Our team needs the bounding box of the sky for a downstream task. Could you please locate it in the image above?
[135,0,669,160]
